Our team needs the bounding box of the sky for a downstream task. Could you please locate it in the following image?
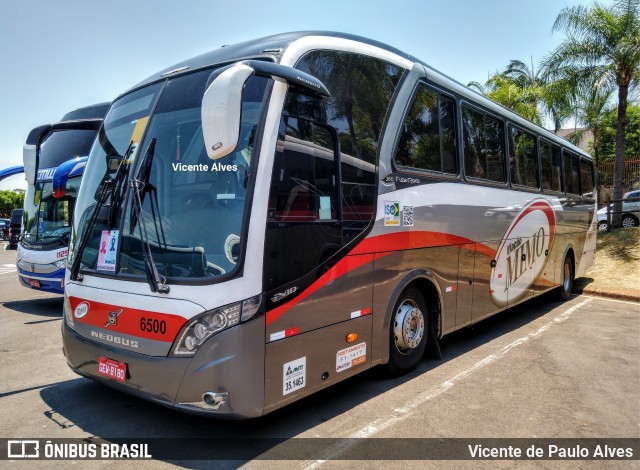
[0,0,614,190]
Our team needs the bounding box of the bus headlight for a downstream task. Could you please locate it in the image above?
[63,295,74,328]
[170,295,262,357]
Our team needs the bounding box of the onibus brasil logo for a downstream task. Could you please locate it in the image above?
[490,199,556,307]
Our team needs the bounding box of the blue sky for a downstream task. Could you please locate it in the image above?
[0,0,613,189]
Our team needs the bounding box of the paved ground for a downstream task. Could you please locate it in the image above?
[0,240,638,469]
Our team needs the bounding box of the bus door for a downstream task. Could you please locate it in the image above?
[263,115,374,411]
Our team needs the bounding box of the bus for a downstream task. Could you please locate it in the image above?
[18,103,109,293]
[62,32,596,418]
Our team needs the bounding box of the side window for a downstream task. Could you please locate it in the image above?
[462,105,505,182]
[580,158,594,198]
[295,50,404,236]
[395,84,457,174]
[540,139,562,192]
[562,150,580,195]
[509,126,538,188]
[268,117,338,222]
[264,51,405,293]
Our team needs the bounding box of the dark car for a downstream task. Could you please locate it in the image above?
[0,218,9,240]
[8,208,23,249]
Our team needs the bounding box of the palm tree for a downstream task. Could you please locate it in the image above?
[543,0,640,226]
[469,71,543,124]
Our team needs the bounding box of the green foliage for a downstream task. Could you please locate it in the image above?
[599,104,640,159]
[0,190,24,218]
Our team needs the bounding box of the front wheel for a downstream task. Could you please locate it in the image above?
[387,287,428,376]
[557,254,574,301]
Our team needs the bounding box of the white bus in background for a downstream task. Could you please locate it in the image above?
[62,32,595,418]
[19,103,109,293]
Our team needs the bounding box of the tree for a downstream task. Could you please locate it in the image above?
[469,69,543,124]
[543,0,640,227]
[599,104,640,158]
[0,190,24,218]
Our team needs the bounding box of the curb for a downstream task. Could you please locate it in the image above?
[573,285,640,303]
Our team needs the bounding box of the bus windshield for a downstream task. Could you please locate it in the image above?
[70,69,269,282]
[22,178,79,243]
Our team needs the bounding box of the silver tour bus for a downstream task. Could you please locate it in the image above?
[63,32,596,418]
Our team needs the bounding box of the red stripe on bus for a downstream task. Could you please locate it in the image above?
[266,253,375,326]
[351,231,497,258]
[266,231,498,326]
[69,297,186,342]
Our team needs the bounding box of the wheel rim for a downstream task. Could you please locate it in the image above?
[622,217,635,228]
[563,260,571,292]
[393,299,425,355]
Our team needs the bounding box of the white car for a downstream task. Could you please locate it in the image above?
[597,189,640,231]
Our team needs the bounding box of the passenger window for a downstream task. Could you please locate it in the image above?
[509,126,538,188]
[268,117,338,222]
[462,105,505,182]
[395,85,457,174]
[563,150,580,195]
[540,139,562,192]
[580,158,594,198]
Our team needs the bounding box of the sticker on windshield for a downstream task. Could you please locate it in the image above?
[97,230,119,272]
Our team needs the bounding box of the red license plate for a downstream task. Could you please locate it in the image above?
[98,357,127,382]
[28,279,40,288]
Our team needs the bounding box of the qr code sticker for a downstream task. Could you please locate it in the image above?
[403,206,414,227]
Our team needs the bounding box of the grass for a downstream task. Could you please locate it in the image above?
[583,227,640,294]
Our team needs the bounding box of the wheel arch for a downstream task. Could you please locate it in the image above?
[380,270,443,365]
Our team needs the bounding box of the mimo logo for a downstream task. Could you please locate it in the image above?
[490,199,556,307]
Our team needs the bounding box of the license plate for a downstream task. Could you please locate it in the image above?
[98,357,127,383]
[28,279,40,288]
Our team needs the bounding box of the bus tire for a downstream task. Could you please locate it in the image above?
[557,254,574,301]
[387,287,428,376]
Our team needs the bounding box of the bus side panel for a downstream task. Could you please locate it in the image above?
[265,255,375,341]
[263,315,372,414]
[471,240,503,321]
[370,245,459,366]
[455,244,475,329]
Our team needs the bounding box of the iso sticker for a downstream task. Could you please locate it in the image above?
[384,201,400,226]
[283,356,306,395]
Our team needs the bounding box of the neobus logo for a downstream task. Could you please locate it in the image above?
[490,199,556,307]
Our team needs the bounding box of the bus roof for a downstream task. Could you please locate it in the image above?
[125,31,589,160]
[60,102,110,122]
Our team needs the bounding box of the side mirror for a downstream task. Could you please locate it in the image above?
[23,124,51,185]
[201,60,330,160]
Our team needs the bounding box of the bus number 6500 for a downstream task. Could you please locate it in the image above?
[140,317,167,334]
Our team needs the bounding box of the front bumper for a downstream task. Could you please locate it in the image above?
[18,268,65,294]
[62,317,266,419]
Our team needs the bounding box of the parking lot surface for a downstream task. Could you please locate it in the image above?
[1,241,638,469]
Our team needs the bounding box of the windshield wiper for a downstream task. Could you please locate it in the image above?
[130,177,170,294]
[128,138,170,294]
[108,141,135,229]
[70,141,132,282]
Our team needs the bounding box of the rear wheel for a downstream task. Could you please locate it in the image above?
[387,287,428,376]
[621,215,638,229]
[557,254,574,301]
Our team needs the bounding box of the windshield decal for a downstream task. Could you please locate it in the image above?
[96,230,119,271]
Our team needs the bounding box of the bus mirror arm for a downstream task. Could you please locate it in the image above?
[201,60,330,161]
